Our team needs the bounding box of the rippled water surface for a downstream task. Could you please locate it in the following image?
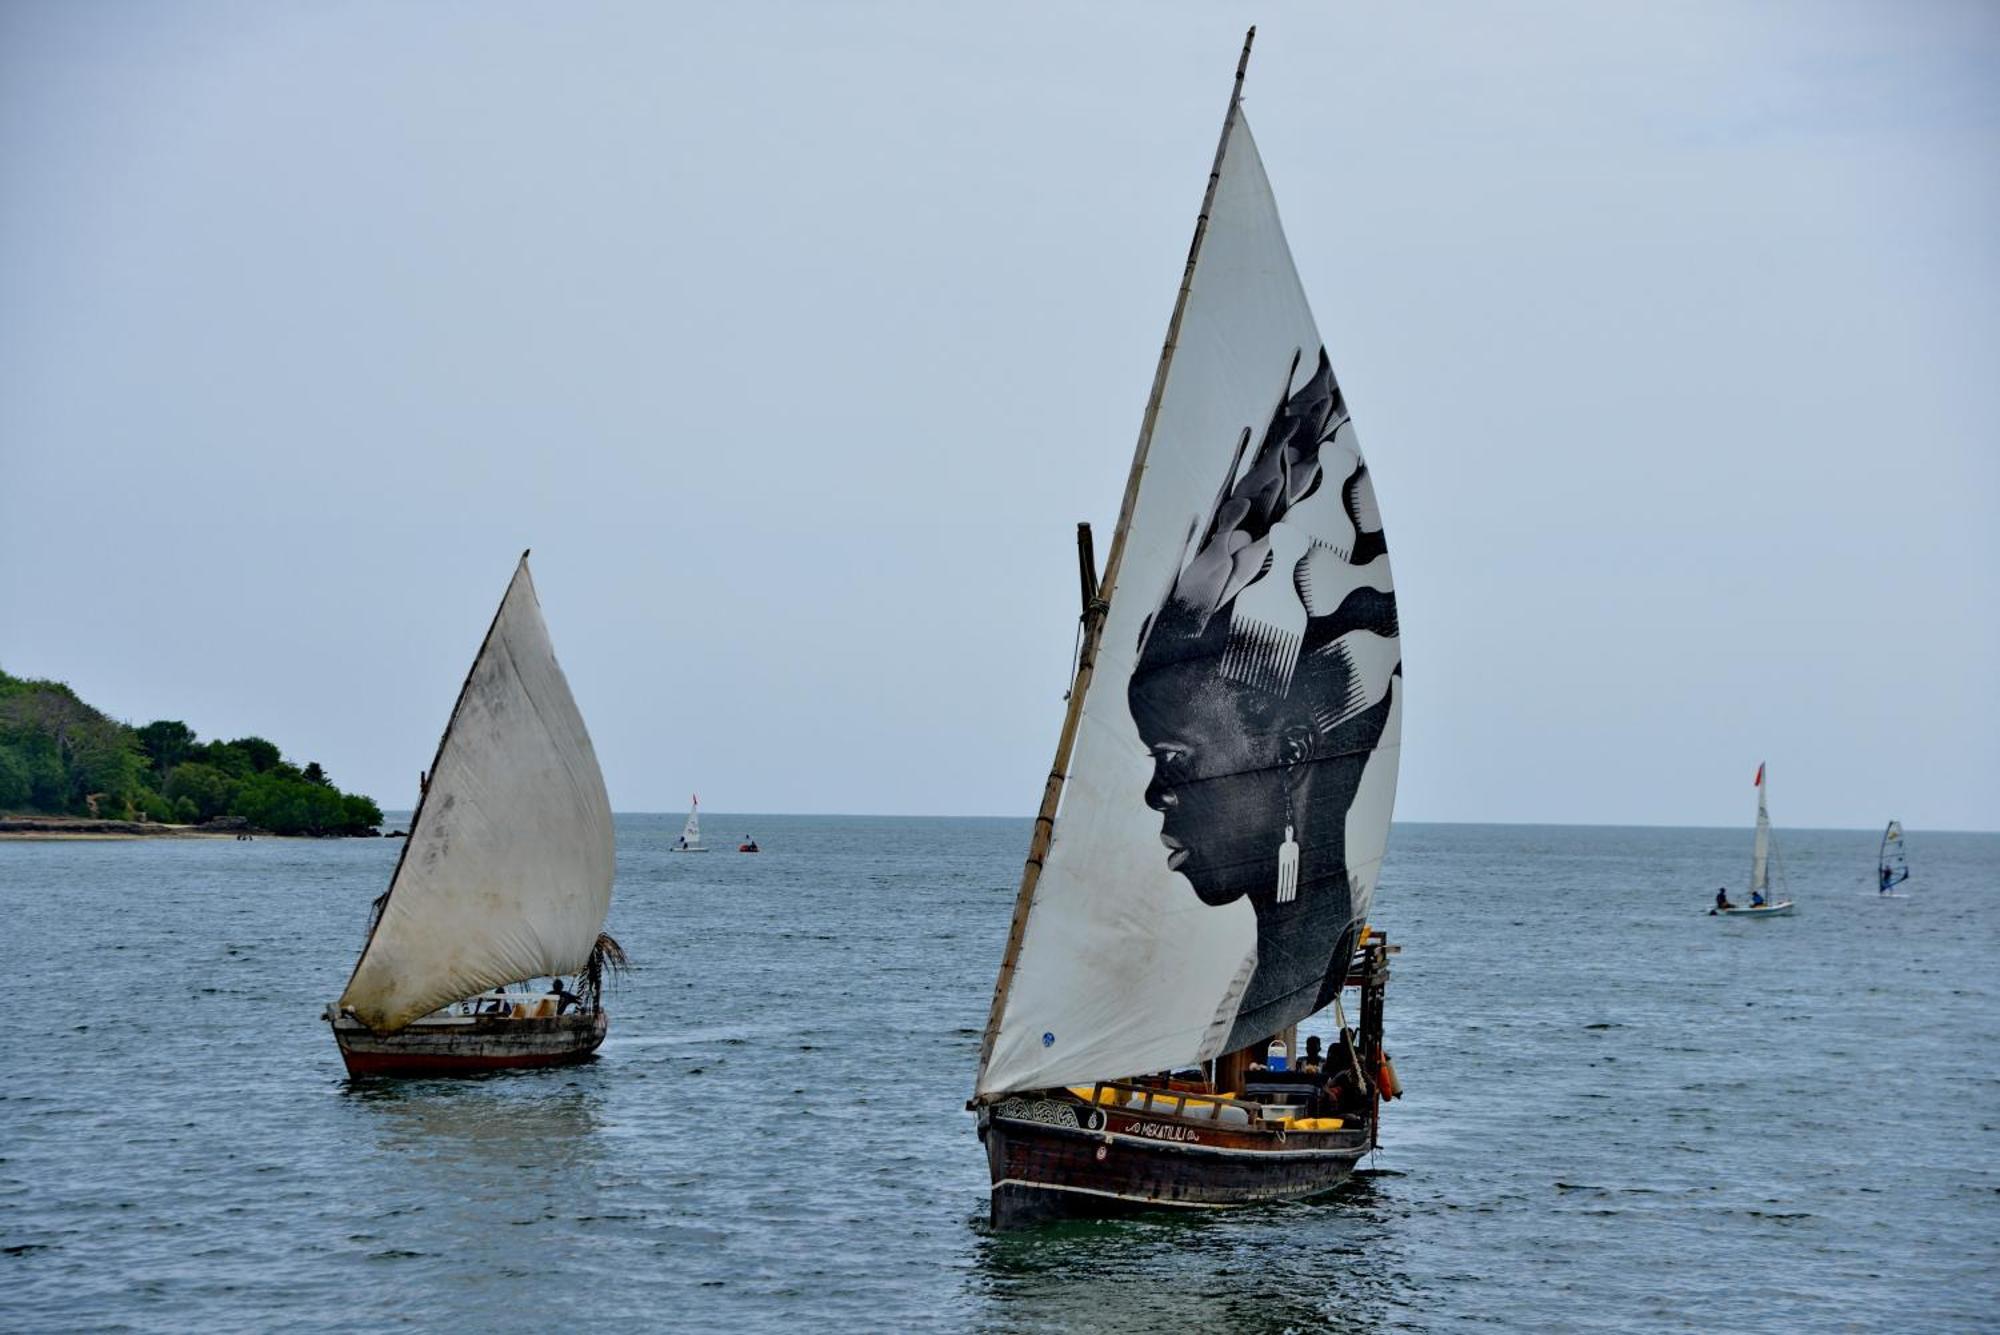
[3,819,1996,1331]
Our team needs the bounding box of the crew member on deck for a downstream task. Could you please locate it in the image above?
[1750,889,1766,907]
[1715,887,1733,911]
[548,976,580,1015]
[1301,1035,1324,1072]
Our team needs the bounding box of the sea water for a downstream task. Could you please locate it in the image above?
[2,819,1995,1331]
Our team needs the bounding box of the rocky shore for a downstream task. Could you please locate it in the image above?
[0,816,380,839]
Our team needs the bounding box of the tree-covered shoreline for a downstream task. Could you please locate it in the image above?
[0,668,383,836]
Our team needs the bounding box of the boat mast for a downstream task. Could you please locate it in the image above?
[340,550,535,996]
[975,29,1258,1091]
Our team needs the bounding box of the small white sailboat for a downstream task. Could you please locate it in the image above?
[325,552,626,1076]
[671,794,709,852]
[1877,820,1910,895]
[1714,762,1794,917]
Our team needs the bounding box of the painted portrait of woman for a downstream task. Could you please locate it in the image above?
[1128,346,1402,1052]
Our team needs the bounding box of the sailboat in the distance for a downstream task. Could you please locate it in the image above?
[971,30,1405,1227]
[672,794,709,852]
[1712,762,1794,917]
[325,552,627,1076]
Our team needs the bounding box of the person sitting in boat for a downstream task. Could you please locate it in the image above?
[1300,1035,1324,1072]
[477,989,511,1016]
[547,976,580,1015]
[1750,889,1766,908]
[1715,887,1733,911]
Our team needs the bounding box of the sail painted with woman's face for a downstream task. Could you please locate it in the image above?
[340,557,615,1032]
[978,110,1401,1098]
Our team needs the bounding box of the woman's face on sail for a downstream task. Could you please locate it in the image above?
[1129,656,1294,907]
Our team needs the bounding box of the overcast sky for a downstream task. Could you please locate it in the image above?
[3,2,1994,829]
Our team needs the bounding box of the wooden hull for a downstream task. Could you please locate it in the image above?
[980,1095,1369,1228]
[330,1009,608,1077]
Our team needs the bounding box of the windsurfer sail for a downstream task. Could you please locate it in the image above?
[1878,820,1909,893]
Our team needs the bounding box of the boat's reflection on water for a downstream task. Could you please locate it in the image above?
[340,1073,608,1204]
[970,1176,1406,1333]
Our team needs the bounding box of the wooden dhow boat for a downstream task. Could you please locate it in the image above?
[326,552,625,1077]
[972,30,1406,1228]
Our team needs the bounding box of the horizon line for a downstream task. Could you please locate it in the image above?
[375,809,2000,837]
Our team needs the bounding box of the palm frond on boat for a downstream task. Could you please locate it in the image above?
[580,931,630,1012]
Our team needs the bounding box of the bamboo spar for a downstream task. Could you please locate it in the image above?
[973,29,1258,1095]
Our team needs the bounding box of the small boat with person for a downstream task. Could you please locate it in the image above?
[971,30,1406,1228]
[324,552,627,1077]
[672,794,709,852]
[1711,762,1794,917]
[737,835,760,854]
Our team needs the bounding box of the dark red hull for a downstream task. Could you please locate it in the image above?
[980,1095,1369,1228]
[331,1010,608,1078]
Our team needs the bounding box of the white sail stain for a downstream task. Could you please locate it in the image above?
[339,557,615,1032]
[978,108,1401,1097]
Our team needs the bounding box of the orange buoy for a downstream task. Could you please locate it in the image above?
[1377,1053,1402,1100]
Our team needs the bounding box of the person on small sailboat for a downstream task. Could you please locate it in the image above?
[1715,887,1733,911]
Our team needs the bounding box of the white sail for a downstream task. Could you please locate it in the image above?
[978,102,1401,1098]
[682,796,702,847]
[1750,764,1770,897]
[340,555,615,1032]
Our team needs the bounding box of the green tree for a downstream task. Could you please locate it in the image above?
[0,742,30,809]
[164,763,236,823]
[230,737,282,773]
[135,720,197,782]
[342,792,384,831]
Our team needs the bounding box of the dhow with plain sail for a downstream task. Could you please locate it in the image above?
[326,553,627,1076]
[972,30,1406,1227]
